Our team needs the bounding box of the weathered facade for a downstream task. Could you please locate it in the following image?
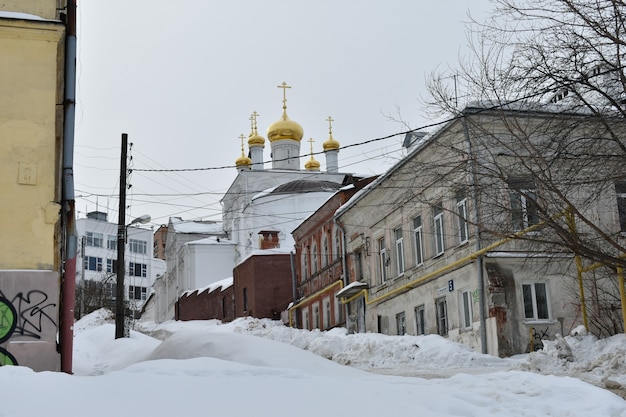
[290,176,377,331]
[0,1,75,371]
[336,104,626,356]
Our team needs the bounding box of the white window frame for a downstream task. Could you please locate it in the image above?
[129,262,147,278]
[508,179,539,231]
[413,216,424,266]
[84,256,103,272]
[86,231,103,248]
[302,309,309,330]
[322,235,329,268]
[394,227,405,276]
[433,205,445,256]
[456,195,469,244]
[460,290,473,329]
[129,238,147,254]
[107,235,117,250]
[313,304,320,329]
[302,247,309,281]
[522,282,551,321]
[378,236,388,283]
[106,258,117,273]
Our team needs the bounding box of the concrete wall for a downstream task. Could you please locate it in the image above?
[0,271,60,370]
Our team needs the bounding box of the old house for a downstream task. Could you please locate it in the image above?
[336,103,626,356]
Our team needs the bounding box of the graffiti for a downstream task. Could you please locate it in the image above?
[0,347,17,366]
[0,290,57,340]
[0,297,17,343]
[530,326,550,351]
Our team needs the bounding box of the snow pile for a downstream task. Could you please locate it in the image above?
[517,326,626,392]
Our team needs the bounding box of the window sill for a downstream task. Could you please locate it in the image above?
[523,319,557,325]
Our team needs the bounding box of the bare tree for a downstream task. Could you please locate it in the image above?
[420,0,626,334]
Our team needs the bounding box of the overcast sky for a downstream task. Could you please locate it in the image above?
[73,0,494,227]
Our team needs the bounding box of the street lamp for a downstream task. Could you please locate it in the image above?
[115,214,151,339]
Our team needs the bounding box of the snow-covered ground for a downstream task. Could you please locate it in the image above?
[1,309,625,416]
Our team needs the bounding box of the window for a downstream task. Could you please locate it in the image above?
[85,232,103,248]
[243,288,248,311]
[436,297,448,336]
[129,239,147,254]
[129,262,147,277]
[522,283,550,320]
[355,250,364,281]
[322,236,329,268]
[302,247,309,281]
[313,304,320,329]
[394,227,405,276]
[615,182,626,232]
[508,179,539,231]
[378,237,388,283]
[106,258,117,273]
[84,256,103,271]
[433,204,445,256]
[311,243,318,275]
[323,298,331,329]
[396,311,406,335]
[107,283,117,300]
[461,290,473,329]
[413,216,424,266]
[128,285,147,301]
[302,309,309,330]
[334,229,341,262]
[107,235,117,250]
[456,192,469,244]
[415,305,426,335]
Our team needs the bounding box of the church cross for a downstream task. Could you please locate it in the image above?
[277,81,291,110]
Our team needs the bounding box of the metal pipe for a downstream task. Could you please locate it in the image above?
[462,115,488,353]
[60,0,77,374]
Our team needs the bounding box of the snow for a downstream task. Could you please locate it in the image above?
[182,277,233,297]
[2,309,625,417]
[171,218,224,234]
[0,11,46,21]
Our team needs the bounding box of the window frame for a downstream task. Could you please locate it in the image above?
[435,296,448,336]
[378,236,388,284]
[460,290,473,329]
[396,311,406,335]
[615,182,626,232]
[413,215,424,266]
[84,256,103,272]
[433,204,445,256]
[508,179,539,231]
[129,262,147,278]
[456,194,469,244]
[394,227,405,276]
[85,231,104,248]
[415,304,426,335]
[129,238,147,254]
[522,282,551,321]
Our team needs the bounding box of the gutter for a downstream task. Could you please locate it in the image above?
[60,0,77,374]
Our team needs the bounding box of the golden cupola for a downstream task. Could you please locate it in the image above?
[235,134,252,169]
[248,111,265,147]
[267,82,304,142]
[323,116,340,151]
[304,138,321,171]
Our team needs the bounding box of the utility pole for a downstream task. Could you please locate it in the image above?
[115,133,128,339]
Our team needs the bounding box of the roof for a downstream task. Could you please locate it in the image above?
[271,179,342,195]
[170,217,224,234]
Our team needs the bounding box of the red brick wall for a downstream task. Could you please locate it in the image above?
[177,284,235,322]
[234,254,293,320]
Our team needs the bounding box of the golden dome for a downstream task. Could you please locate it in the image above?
[304,137,320,171]
[248,111,265,147]
[235,154,252,168]
[323,115,340,151]
[235,133,251,168]
[267,81,303,142]
[304,157,320,171]
[267,112,304,142]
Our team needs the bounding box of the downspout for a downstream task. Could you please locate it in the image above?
[334,217,350,325]
[462,115,488,354]
[60,0,78,374]
[289,251,298,328]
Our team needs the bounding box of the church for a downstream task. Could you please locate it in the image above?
[159,83,361,323]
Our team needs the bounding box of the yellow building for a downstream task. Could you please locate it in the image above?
[0,0,76,372]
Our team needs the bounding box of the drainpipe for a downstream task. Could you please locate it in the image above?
[462,115,488,354]
[60,0,77,374]
[289,251,298,327]
[334,217,350,324]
